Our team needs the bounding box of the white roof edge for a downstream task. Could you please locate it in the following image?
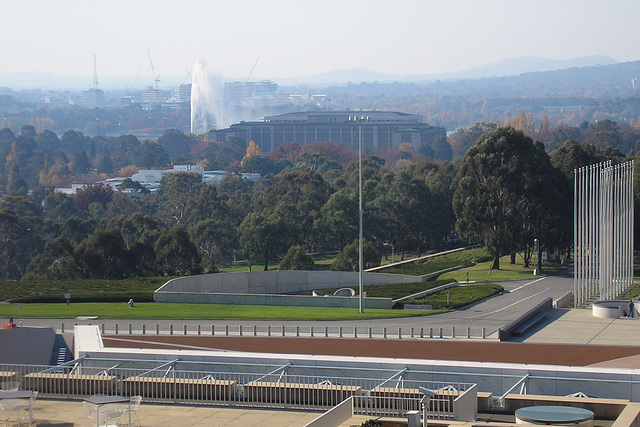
[74,325,104,359]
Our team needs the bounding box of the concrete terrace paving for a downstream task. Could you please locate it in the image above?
[21,399,322,426]
[522,308,640,346]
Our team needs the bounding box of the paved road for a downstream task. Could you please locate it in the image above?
[17,268,574,339]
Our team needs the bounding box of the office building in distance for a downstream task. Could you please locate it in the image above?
[208,111,446,153]
[224,81,279,108]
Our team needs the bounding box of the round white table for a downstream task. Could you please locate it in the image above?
[515,406,594,427]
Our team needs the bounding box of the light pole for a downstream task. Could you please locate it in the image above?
[534,238,541,275]
[349,115,369,313]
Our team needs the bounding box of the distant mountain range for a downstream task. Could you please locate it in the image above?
[279,55,620,85]
[0,55,625,90]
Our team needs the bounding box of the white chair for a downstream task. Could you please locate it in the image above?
[83,400,99,426]
[84,396,106,427]
[103,403,127,426]
[27,391,37,424]
[129,395,142,425]
[104,396,142,426]
[0,382,20,392]
[2,399,24,426]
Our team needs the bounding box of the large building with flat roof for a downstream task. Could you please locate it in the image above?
[208,111,446,153]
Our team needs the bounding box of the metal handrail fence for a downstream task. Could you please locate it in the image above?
[64,322,499,340]
[0,362,473,414]
[353,394,454,420]
[3,358,636,404]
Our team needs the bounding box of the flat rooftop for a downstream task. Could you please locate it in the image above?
[101,309,640,369]
[9,308,640,426]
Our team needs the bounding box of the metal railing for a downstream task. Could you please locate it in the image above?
[61,322,499,340]
[0,362,473,415]
[353,394,454,419]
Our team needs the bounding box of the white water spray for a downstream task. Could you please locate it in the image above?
[190,59,269,135]
[190,60,230,134]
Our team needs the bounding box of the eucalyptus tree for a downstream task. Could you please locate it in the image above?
[330,239,381,271]
[155,225,202,276]
[191,218,237,272]
[107,213,161,249]
[74,228,135,279]
[315,190,358,251]
[252,169,329,252]
[454,127,562,269]
[24,236,77,280]
[156,172,203,227]
[238,212,287,271]
[184,184,231,226]
[0,206,42,279]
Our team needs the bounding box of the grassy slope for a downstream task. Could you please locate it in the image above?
[0,248,549,319]
[0,303,428,320]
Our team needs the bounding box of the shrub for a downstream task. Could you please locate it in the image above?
[330,239,380,271]
[279,246,314,270]
[14,290,155,304]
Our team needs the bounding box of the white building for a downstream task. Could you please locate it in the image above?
[169,84,191,103]
[55,165,261,195]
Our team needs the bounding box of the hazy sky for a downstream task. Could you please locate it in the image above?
[3,0,639,83]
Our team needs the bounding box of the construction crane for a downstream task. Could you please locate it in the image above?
[245,57,259,82]
[146,47,160,90]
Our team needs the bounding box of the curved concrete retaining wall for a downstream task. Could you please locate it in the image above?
[154,271,420,308]
[592,300,636,319]
[157,271,423,295]
[154,291,393,309]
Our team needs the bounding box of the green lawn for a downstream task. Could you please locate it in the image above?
[407,283,504,309]
[0,247,532,320]
[319,279,455,300]
[0,281,504,320]
[219,252,339,273]
[0,302,430,320]
[380,247,491,275]
[437,254,561,283]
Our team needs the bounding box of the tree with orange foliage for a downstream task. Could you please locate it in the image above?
[240,141,261,167]
[118,165,139,177]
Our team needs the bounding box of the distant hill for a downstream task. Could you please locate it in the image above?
[292,60,640,101]
[0,55,630,92]
[280,55,620,85]
[442,55,619,79]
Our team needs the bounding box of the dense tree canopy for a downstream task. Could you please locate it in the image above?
[454,127,566,269]
[0,120,637,283]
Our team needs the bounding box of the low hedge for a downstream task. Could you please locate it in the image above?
[13,290,155,304]
[318,279,455,302]
[403,283,503,309]
[0,276,173,303]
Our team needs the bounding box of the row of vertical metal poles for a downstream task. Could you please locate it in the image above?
[574,161,633,307]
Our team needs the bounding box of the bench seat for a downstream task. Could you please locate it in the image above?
[120,377,236,401]
[244,381,361,406]
[23,373,116,396]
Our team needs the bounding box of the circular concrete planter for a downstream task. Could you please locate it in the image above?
[592,300,634,319]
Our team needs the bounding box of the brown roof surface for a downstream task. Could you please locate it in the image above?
[102,335,640,367]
